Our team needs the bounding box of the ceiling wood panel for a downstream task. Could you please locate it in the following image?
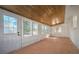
[0,5,65,26]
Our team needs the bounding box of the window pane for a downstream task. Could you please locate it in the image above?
[58,27,62,32]
[73,16,77,28]
[23,21,31,35]
[9,17,17,33]
[45,26,47,33]
[4,27,9,33]
[4,15,9,27]
[4,15,17,33]
[41,25,49,34]
[45,26,49,33]
[41,25,45,34]
[32,22,38,35]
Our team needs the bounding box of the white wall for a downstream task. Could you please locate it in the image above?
[22,17,51,48]
[0,9,23,53]
[0,8,51,53]
[22,34,46,47]
[1,6,79,53]
[0,13,4,53]
[65,6,79,48]
[52,5,79,48]
[52,23,70,37]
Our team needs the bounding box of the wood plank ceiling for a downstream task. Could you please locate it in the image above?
[0,5,65,26]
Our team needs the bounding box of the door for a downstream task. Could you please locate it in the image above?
[0,9,22,53]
